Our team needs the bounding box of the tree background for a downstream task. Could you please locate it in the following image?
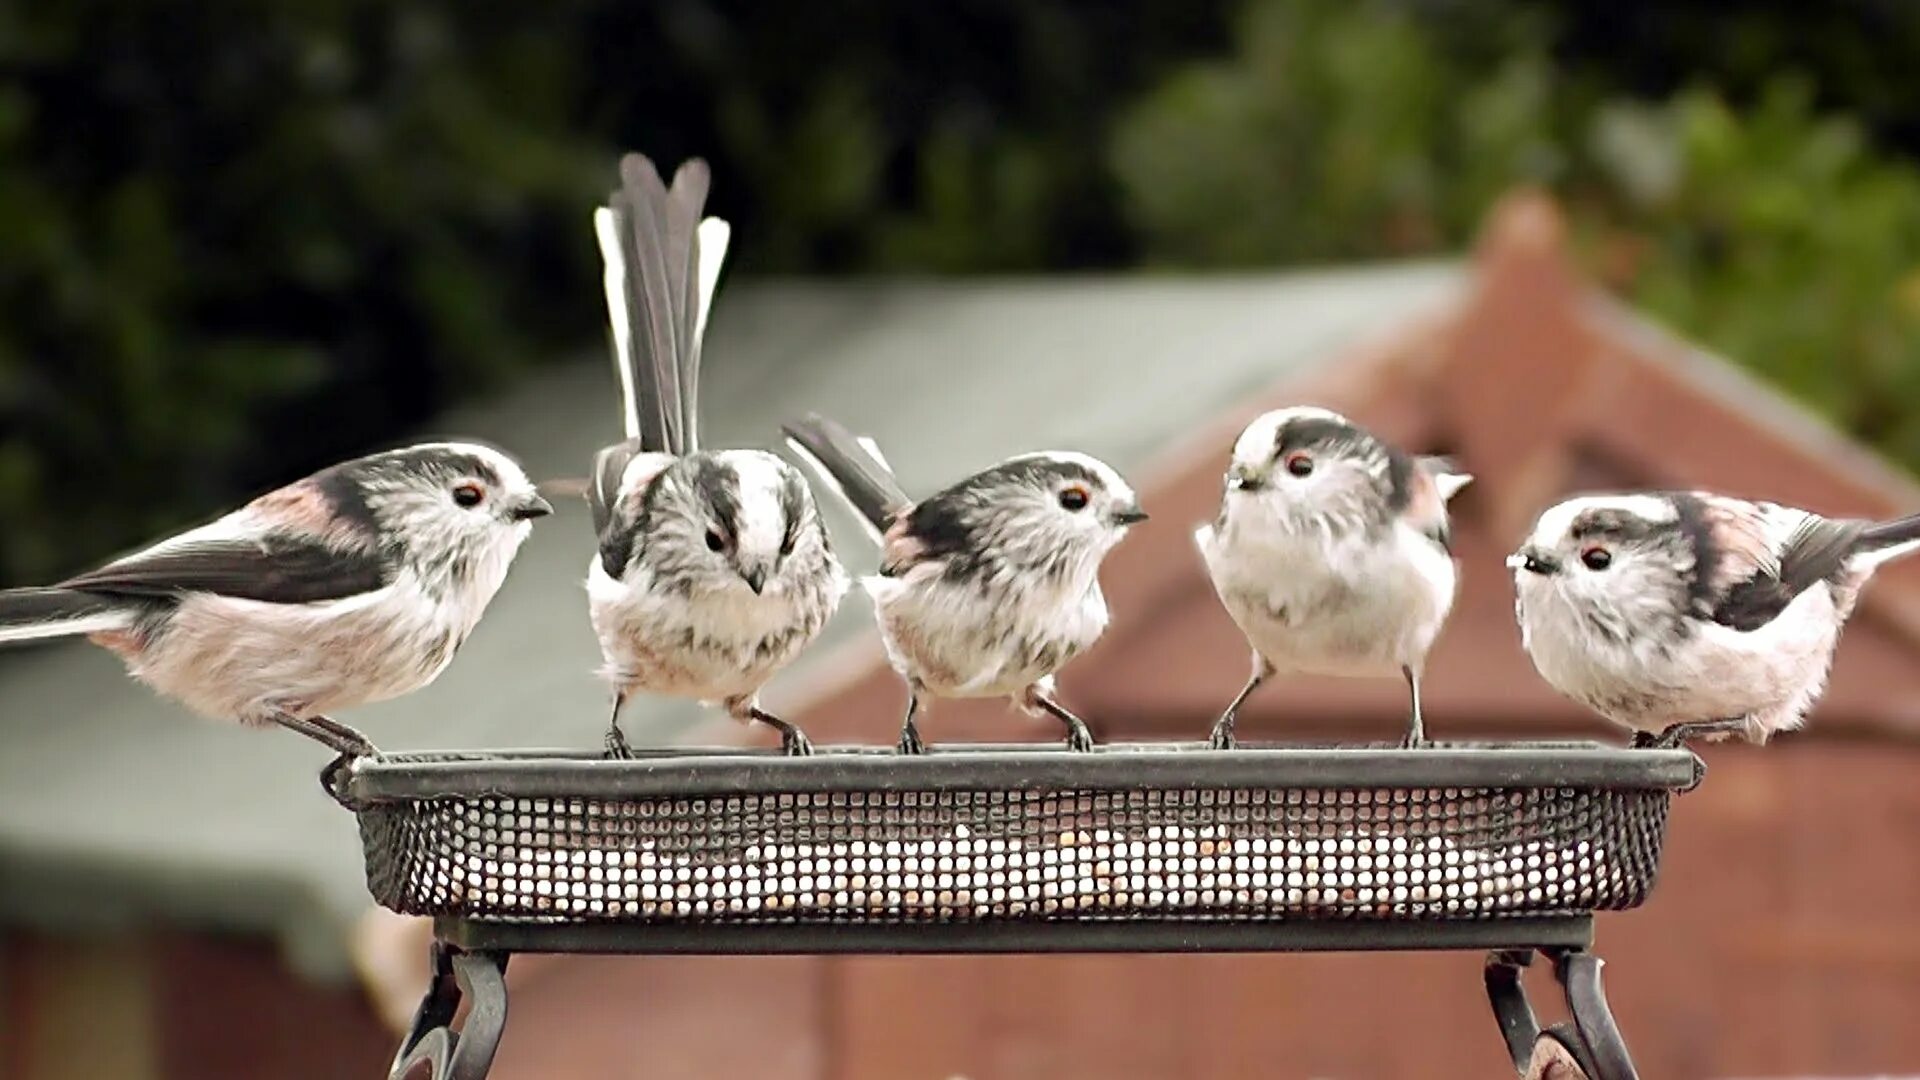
[6,0,1920,584]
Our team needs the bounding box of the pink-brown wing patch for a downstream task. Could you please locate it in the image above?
[247,480,379,550]
[880,517,926,576]
[621,456,675,498]
[607,455,678,523]
[1694,494,1781,593]
[1401,468,1448,537]
[88,628,146,660]
[247,481,337,533]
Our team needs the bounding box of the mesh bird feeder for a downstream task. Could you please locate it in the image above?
[332,741,1701,1080]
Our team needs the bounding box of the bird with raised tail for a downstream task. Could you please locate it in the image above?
[1194,407,1472,748]
[0,442,551,758]
[783,412,1148,754]
[1510,491,1920,746]
[585,153,847,758]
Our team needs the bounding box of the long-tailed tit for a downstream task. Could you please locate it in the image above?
[783,413,1147,754]
[586,154,846,758]
[0,443,551,756]
[1510,492,1920,746]
[1194,407,1472,749]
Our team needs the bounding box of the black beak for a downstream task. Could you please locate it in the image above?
[511,494,554,521]
[1111,503,1150,526]
[743,567,768,595]
[1226,464,1264,492]
[1506,547,1559,576]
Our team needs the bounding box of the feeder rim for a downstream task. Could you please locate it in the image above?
[336,740,1703,803]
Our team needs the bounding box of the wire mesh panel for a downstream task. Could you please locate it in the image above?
[344,743,1697,927]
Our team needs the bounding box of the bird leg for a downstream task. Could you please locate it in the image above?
[1026,686,1096,752]
[745,705,815,757]
[1400,665,1428,749]
[267,710,377,757]
[1646,718,1747,749]
[1208,656,1271,750]
[307,713,377,756]
[266,711,377,803]
[897,689,926,755]
[603,694,633,760]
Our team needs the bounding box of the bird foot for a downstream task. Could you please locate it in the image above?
[1064,719,1095,753]
[1207,719,1237,751]
[334,733,377,758]
[1646,719,1744,749]
[603,726,635,761]
[745,707,814,758]
[1398,731,1430,750]
[896,724,926,755]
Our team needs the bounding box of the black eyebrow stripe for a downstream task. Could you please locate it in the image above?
[1274,416,1367,456]
[470,459,504,486]
[1384,447,1413,513]
[779,468,806,549]
[692,456,742,538]
[1568,508,1670,544]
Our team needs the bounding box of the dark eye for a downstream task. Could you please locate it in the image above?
[705,528,727,553]
[1581,546,1612,571]
[452,482,485,508]
[1058,485,1091,512]
[1284,452,1314,478]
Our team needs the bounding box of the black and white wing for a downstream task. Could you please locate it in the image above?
[62,526,391,606]
[589,438,647,541]
[587,448,677,578]
[1690,495,1862,632]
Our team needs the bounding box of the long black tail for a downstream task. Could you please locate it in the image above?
[1857,511,1920,556]
[594,153,730,456]
[0,587,128,645]
[782,413,911,539]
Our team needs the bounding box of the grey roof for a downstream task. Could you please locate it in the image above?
[0,263,1461,978]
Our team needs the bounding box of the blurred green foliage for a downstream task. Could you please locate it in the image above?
[1111,1,1563,264]
[7,0,1920,584]
[1579,85,1920,469]
[1110,0,1920,481]
[0,3,608,583]
[0,0,1232,585]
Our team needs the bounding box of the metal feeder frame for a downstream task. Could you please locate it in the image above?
[333,741,1702,1080]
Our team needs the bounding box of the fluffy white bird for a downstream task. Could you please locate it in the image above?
[1195,407,1471,748]
[0,443,550,757]
[1511,491,1920,745]
[585,153,847,758]
[784,412,1147,753]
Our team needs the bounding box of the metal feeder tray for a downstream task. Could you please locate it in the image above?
[335,740,1702,1080]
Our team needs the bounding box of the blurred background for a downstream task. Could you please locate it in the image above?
[6,1,1920,1078]
[9,0,1920,588]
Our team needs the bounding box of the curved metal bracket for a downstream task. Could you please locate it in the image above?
[388,942,509,1080]
[1485,948,1637,1080]
[1485,949,1541,1071]
[1557,951,1635,1080]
